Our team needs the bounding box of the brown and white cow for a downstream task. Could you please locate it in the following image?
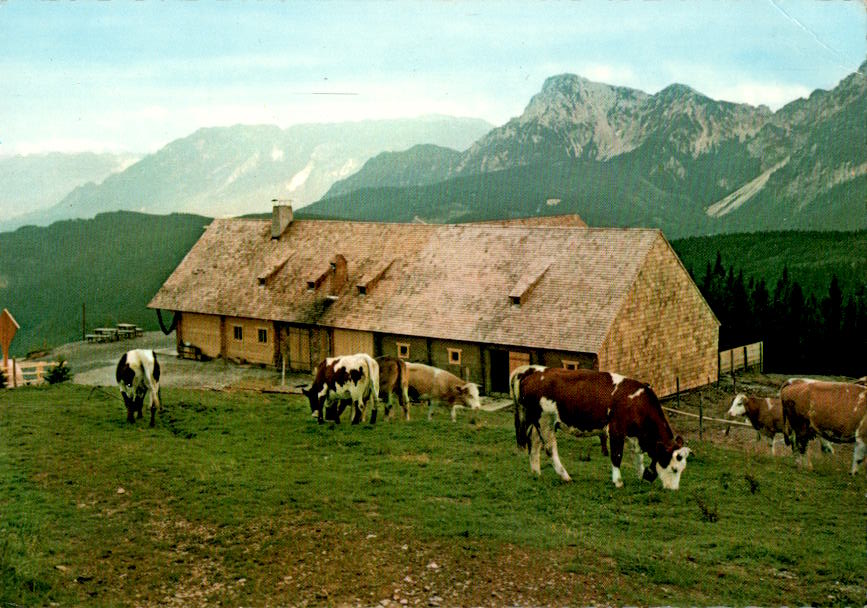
[406,362,481,421]
[376,356,410,420]
[511,366,690,489]
[727,394,789,455]
[116,349,162,427]
[302,354,380,425]
[780,377,867,474]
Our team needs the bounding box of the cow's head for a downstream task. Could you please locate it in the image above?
[646,436,690,490]
[727,393,748,417]
[301,384,322,415]
[457,383,481,410]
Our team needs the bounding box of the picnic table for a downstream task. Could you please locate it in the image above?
[116,324,137,339]
[94,327,119,342]
[117,323,144,337]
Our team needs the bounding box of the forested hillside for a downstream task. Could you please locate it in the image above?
[672,231,867,376]
[0,212,210,356]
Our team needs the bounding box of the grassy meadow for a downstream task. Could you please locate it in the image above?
[1,383,864,606]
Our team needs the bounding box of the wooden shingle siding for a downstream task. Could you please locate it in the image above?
[223,316,275,365]
[178,313,221,358]
[332,328,374,358]
[597,235,719,397]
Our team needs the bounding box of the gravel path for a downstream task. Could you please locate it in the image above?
[46,331,306,391]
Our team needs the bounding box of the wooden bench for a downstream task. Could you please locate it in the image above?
[177,343,202,360]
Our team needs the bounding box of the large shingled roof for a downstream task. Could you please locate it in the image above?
[148,218,662,354]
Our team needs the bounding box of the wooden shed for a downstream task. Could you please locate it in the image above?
[149,206,718,396]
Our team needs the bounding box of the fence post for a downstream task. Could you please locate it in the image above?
[743,346,748,371]
[12,358,17,388]
[676,377,680,411]
[760,341,764,373]
[731,370,736,394]
[699,390,704,440]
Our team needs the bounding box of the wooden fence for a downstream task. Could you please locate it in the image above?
[719,341,763,375]
[3,359,62,388]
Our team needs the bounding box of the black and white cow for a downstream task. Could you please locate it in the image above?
[302,354,380,424]
[116,349,162,427]
[511,366,690,489]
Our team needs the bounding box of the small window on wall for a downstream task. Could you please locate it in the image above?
[562,360,580,371]
[397,342,410,359]
[447,348,462,366]
[233,326,243,341]
[258,328,268,343]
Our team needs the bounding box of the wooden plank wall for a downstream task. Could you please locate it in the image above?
[597,236,719,397]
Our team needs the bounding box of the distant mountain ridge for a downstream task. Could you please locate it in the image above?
[0,116,492,232]
[314,61,866,237]
[0,152,138,220]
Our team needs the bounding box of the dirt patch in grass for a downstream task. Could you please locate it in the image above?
[119,513,611,608]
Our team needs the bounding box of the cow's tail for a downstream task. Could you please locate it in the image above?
[511,370,530,451]
[150,351,161,409]
[368,355,380,406]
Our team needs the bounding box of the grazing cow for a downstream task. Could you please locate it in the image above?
[727,392,833,456]
[727,394,789,455]
[511,365,609,456]
[116,349,162,427]
[376,356,410,420]
[302,354,380,424]
[511,366,690,489]
[780,378,867,474]
[406,362,481,421]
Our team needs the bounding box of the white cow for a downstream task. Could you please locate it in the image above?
[115,349,162,427]
[406,362,480,421]
[302,354,381,424]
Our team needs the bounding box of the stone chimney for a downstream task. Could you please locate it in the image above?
[329,254,347,296]
[271,201,293,239]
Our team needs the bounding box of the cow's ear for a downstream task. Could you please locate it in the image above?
[674,435,684,448]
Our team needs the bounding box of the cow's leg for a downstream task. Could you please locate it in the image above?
[609,431,626,488]
[351,398,363,425]
[368,393,378,425]
[851,437,866,476]
[450,404,458,422]
[427,400,434,421]
[399,386,410,421]
[599,428,609,456]
[540,416,570,482]
[122,394,136,423]
[148,392,156,427]
[528,426,543,476]
[628,437,644,478]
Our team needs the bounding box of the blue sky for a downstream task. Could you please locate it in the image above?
[1,1,864,156]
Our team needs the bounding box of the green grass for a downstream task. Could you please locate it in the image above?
[1,384,864,606]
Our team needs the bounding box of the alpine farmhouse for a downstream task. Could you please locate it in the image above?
[148,205,719,396]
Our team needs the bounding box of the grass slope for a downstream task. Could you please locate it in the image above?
[1,384,863,606]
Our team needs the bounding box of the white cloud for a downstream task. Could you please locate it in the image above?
[710,82,812,110]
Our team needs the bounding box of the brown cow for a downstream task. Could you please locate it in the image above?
[780,378,867,474]
[511,366,690,489]
[727,394,788,455]
[406,362,480,421]
[376,356,410,420]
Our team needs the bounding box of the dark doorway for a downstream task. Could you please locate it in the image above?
[489,350,510,393]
